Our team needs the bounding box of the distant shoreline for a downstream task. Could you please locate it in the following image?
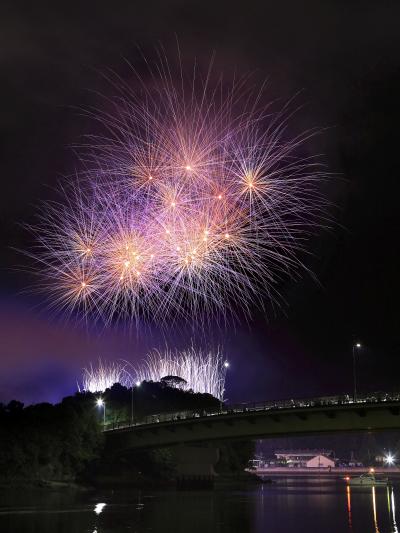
[249,467,400,477]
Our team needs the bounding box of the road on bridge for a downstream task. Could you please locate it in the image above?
[104,393,400,450]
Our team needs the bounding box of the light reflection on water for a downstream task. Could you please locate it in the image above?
[344,482,398,533]
[372,486,379,532]
[0,478,399,532]
[391,488,399,532]
[94,502,106,515]
[347,485,353,530]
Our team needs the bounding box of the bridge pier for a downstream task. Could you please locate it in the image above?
[174,445,219,489]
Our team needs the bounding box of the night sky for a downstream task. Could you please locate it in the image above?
[1,1,399,405]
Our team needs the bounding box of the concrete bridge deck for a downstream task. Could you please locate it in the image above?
[105,393,400,450]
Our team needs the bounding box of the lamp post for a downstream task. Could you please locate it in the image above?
[96,397,105,427]
[220,361,230,412]
[384,452,395,467]
[352,343,361,402]
[131,381,141,425]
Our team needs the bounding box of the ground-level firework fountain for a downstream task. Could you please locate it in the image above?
[79,347,228,400]
[78,359,132,393]
[134,347,228,400]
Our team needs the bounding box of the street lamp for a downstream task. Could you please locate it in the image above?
[131,381,141,425]
[384,452,395,466]
[352,342,362,402]
[96,397,105,427]
[220,361,230,411]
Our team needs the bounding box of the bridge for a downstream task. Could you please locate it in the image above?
[105,392,400,450]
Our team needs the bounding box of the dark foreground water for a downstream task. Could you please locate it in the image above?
[0,477,399,533]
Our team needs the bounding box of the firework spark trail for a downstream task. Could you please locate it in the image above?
[24,55,330,326]
[78,348,228,399]
[79,359,132,393]
[133,347,228,400]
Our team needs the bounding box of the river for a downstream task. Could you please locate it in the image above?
[0,477,398,532]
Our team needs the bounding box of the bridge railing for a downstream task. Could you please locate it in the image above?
[103,391,400,432]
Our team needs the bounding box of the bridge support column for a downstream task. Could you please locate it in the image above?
[174,445,219,489]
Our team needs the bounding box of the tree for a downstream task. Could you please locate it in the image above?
[160,375,187,389]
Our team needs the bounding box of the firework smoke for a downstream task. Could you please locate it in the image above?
[25,54,329,326]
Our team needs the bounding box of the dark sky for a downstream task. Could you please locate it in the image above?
[1,1,399,405]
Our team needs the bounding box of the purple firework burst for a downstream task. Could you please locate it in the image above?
[24,56,330,327]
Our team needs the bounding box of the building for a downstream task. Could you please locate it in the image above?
[248,458,264,469]
[275,449,335,468]
[306,454,335,468]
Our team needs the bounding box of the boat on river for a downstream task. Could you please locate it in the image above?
[345,473,389,487]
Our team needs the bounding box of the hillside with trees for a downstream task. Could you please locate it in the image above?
[0,382,254,485]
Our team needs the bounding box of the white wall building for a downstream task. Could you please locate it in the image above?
[306,454,335,468]
[275,449,335,468]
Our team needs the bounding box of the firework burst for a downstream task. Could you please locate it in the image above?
[24,54,329,326]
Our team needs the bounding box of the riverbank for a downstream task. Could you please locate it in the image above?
[250,466,400,477]
[0,478,89,490]
[0,469,262,491]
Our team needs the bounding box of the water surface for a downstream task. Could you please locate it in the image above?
[0,477,398,532]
